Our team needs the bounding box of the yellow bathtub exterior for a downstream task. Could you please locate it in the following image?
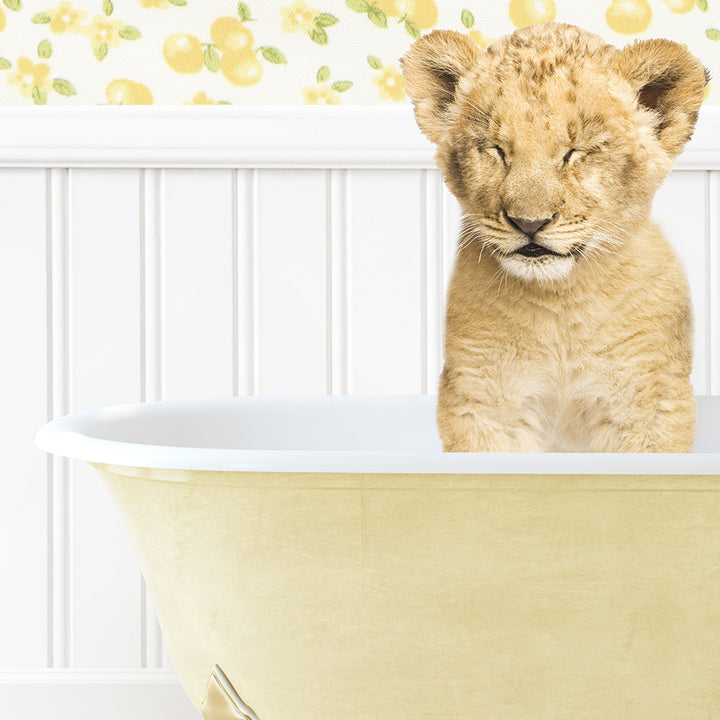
[96,464,720,720]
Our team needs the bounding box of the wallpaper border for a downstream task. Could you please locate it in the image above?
[0,105,719,169]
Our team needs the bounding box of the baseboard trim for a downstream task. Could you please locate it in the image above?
[0,670,200,720]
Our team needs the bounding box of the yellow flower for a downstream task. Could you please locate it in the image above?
[48,2,86,34]
[302,85,341,104]
[184,91,220,105]
[83,15,123,49]
[372,66,406,103]
[281,1,318,33]
[7,57,51,98]
[139,0,171,6]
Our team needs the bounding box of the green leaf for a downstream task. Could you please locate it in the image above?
[697,0,708,9]
[707,28,720,41]
[315,13,339,26]
[316,65,330,83]
[94,42,108,61]
[168,0,187,5]
[103,0,113,16]
[53,78,77,96]
[367,55,382,69]
[346,0,369,12]
[310,27,328,45]
[204,45,220,72]
[0,58,11,70]
[367,5,387,27]
[119,25,141,40]
[259,46,287,64]
[3,0,21,11]
[32,85,47,105]
[31,12,52,23]
[405,19,420,38]
[461,9,474,29]
[237,2,252,20]
[331,81,353,92]
[37,40,52,59]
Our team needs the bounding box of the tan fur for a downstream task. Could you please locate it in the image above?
[402,23,708,452]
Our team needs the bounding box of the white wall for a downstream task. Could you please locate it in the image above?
[0,107,719,719]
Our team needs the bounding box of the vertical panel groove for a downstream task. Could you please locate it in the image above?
[139,168,165,668]
[45,169,54,669]
[709,171,720,394]
[420,172,429,394]
[251,170,259,395]
[235,169,257,396]
[328,170,349,395]
[422,170,443,395]
[232,170,239,397]
[47,167,71,669]
[345,171,353,394]
[235,169,257,395]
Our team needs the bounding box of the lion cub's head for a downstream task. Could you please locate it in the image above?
[403,23,708,283]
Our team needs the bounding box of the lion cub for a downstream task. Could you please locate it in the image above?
[403,23,707,452]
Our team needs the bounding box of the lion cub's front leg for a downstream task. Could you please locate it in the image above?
[436,365,546,452]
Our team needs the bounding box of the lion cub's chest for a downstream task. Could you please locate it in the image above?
[508,315,615,452]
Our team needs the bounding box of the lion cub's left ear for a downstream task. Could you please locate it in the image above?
[615,38,709,156]
[402,29,484,144]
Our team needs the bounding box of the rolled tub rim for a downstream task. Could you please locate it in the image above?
[35,394,720,475]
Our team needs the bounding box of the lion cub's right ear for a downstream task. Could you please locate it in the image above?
[402,29,484,144]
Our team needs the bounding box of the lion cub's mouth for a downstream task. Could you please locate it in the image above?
[513,242,584,259]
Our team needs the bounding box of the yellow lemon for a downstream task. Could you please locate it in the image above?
[374,0,403,18]
[210,17,254,53]
[375,0,438,28]
[106,79,154,105]
[163,34,204,74]
[469,29,493,50]
[220,50,263,87]
[704,81,711,103]
[662,0,695,11]
[605,0,652,34]
[407,0,438,29]
[0,7,5,32]
[508,0,556,28]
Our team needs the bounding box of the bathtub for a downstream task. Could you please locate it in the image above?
[37,394,720,720]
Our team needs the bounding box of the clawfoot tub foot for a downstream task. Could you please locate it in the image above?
[201,665,261,720]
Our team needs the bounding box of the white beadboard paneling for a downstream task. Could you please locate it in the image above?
[0,112,716,720]
[164,170,235,400]
[652,171,708,395]
[349,170,423,394]
[0,169,48,668]
[255,170,329,395]
[69,169,143,668]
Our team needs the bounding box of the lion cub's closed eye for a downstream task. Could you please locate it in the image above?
[402,23,708,453]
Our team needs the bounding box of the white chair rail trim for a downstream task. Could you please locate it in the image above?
[0,105,718,169]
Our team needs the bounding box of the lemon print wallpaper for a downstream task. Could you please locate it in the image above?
[0,0,717,104]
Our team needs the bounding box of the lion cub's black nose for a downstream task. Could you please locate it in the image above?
[506,215,553,236]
